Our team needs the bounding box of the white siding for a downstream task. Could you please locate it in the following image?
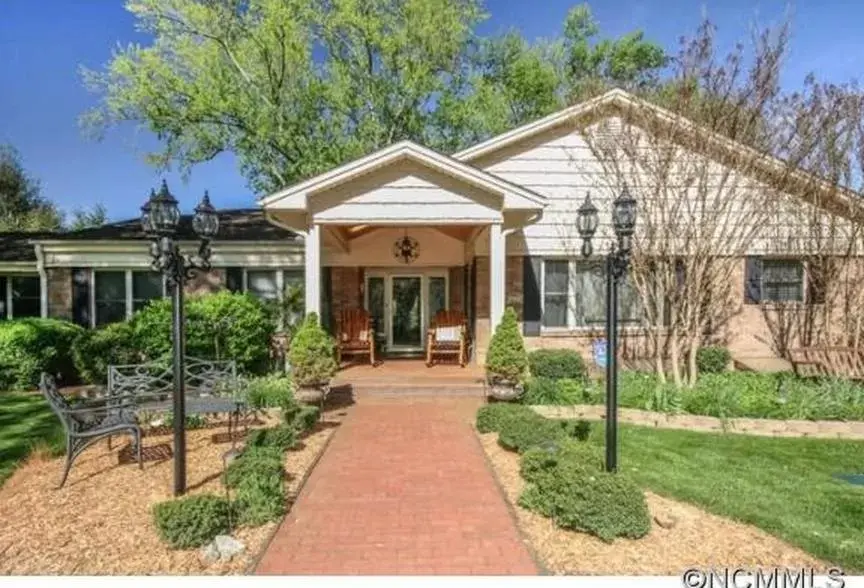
[472,117,856,257]
[310,160,501,224]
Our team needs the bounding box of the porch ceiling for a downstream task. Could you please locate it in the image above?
[331,224,480,243]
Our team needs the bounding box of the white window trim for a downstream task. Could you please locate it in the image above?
[760,258,806,304]
[539,258,641,334]
[5,274,43,320]
[90,269,167,328]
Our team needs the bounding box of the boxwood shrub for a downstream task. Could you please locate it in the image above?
[0,318,84,390]
[528,349,587,381]
[520,459,650,542]
[696,346,731,374]
[498,412,592,453]
[518,438,650,542]
[152,494,231,549]
[72,321,139,384]
[475,402,534,434]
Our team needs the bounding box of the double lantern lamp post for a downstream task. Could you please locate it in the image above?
[575,187,637,473]
[140,181,219,496]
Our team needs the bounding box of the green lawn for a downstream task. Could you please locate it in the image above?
[592,424,864,571]
[0,393,64,486]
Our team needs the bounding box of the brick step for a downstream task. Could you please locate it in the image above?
[330,382,485,397]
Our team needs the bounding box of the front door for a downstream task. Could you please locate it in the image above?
[364,271,448,354]
[390,276,423,349]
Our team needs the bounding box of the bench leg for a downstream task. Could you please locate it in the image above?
[134,429,143,470]
[57,439,74,489]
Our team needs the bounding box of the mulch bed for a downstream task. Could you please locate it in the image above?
[0,410,343,575]
[477,432,826,575]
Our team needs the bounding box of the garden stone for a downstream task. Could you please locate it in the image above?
[201,535,245,563]
[654,513,678,529]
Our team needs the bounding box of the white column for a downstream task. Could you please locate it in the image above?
[304,223,321,317]
[489,222,505,330]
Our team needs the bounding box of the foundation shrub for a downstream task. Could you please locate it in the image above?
[152,494,231,549]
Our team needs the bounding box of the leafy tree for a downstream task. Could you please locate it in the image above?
[562,4,667,100]
[0,145,61,231]
[82,1,666,191]
[67,203,108,230]
[82,0,485,194]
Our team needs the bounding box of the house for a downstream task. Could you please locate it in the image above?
[2,89,859,365]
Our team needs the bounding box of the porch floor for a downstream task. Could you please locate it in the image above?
[332,359,485,396]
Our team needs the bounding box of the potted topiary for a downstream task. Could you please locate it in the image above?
[287,313,338,404]
[485,307,529,401]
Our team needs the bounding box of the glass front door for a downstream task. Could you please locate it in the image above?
[364,271,448,353]
[390,276,422,348]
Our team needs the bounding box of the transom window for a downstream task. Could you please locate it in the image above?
[541,259,641,329]
[761,259,804,303]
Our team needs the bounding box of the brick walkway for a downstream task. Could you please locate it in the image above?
[255,397,539,575]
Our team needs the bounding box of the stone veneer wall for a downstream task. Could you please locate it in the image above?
[46,268,72,320]
[532,405,864,440]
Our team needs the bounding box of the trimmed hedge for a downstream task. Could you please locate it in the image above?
[485,403,649,543]
[131,291,275,374]
[476,403,535,434]
[528,349,587,381]
[497,411,592,453]
[0,318,84,390]
[152,494,231,549]
[245,425,297,451]
[519,458,651,542]
[73,321,139,384]
[696,346,731,374]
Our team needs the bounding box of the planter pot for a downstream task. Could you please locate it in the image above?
[295,383,330,404]
[487,380,523,401]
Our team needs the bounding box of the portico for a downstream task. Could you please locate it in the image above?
[260,141,546,361]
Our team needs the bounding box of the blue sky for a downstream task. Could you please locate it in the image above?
[0,0,860,222]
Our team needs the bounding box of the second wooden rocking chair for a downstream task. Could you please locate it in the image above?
[426,310,468,367]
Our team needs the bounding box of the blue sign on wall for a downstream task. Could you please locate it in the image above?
[593,338,607,368]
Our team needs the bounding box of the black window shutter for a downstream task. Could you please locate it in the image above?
[522,256,542,336]
[0,276,7,320]
[72,268,91,327]
[744,257,762,304]
[225,267,243,292]
[806,260,827,305]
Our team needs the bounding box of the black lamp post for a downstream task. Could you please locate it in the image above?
[141,180,219,496]
[576,188,637,473]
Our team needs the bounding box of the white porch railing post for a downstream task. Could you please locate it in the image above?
[304,223,321,317]
[489,222,505,329]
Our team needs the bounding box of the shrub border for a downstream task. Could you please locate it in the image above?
[530,405,864,439]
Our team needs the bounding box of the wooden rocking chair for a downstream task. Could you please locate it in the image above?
[426,310,468,367]
[337,308,376,366]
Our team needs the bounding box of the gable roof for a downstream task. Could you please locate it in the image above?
[453,88,862,215]
[259,140,547,211]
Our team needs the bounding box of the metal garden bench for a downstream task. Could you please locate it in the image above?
[107,357,248,441]
[41,372,143,489]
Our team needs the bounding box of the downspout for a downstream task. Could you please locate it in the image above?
[34,243,48,318]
